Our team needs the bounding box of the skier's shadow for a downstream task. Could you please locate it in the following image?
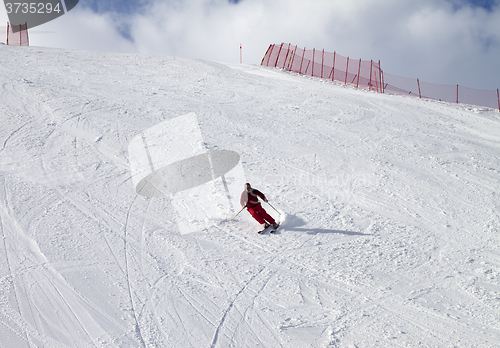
[281,214,369,236]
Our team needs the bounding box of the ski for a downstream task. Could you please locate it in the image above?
[258,224,271,234]
[258,222,280,234]
[269,222,280,233]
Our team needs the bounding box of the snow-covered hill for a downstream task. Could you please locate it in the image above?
[0,44,499,347]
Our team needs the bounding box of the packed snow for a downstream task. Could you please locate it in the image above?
[0,44,499,347]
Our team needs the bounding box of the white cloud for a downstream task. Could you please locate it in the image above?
[25,7,136,53]
[130,0,500,89]
[2,0,499,89]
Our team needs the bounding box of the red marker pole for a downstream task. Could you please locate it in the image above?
[345,57,349,85]
[240,44,242,64]
[497,89,499,112]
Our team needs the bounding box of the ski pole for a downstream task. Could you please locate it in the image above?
[231,206,246,221]
[266,202,281,215]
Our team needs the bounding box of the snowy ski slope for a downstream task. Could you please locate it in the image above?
[0,44,499,347]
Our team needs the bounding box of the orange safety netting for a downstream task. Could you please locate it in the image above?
[6,23,29,46]
[383,72,500,110]
[262,43,500,112]
[262,43,381,92]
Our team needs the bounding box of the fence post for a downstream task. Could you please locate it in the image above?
[282,43,291,69]
[299,47,306,74]
[260,46,269,65]
[356,59,361,88]
[6,22,9,45]
[345,57,349,85]
[378,60,381,92]
[369,60,373,90]
[265,44,275,66]
[457,85,459,104]
[417,78,422,99]
[497,89,499,112]
[261,44,272,66]
[321,49,324,78]
[289,45,298,72]
[274,43,284,68]
[305,60,311,75]
[382,71,386,93]
[312,48,315,77]
[332,52,336,81]
[379,60,383,93]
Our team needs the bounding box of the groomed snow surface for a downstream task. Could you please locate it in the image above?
[0,44,499,347]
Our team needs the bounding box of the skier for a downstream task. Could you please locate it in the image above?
[240,183,279,231]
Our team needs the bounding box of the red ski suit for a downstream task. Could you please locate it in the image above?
[240,189,275,225]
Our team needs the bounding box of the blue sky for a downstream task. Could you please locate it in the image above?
[79,0,499,13]
[460,0,497,10]
[2,0,500,90]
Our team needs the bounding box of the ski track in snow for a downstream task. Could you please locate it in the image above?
[0,44,499,347]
